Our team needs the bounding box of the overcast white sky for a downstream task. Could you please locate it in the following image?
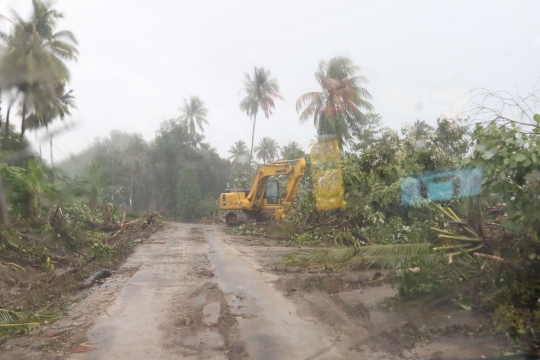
[1,0,539,161]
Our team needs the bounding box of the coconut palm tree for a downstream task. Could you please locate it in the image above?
[411,120,434,141]
[26,83,76,163]
[228,140,250,164]
[296,57,374,149]
[0,0,78,139]
[281,141,304,160]
[179,96,208,147]
[254,137,280,164]
[122,135,147,209]
[239,67,283,164]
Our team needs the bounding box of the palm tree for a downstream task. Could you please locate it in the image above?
[281,141,304,160]
[239,67,283,164]
[296,57,374,149]
[122,135,147,209]
[179,96,208,147]
[352,113,383,152]
[26,83,76,163]
[0,159,55,218]
[228,140,250,164]
[254,137,280,164]
[0,0,78,139]
[72,161,117,207]
[410,120,434,141]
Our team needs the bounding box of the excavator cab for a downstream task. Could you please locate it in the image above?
[254,178,280,205]
[265,179,280,205]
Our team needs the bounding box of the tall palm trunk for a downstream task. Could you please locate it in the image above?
[4,105,10,150]
[130,159,134,210]
[50,135,53,165]
[28,193,35,219]
[21,99,27,137]
[249,111,258,165]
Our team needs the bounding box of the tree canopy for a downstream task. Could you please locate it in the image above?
[296,57,373,149]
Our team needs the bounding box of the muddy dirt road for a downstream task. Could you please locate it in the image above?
[1,222,505,359]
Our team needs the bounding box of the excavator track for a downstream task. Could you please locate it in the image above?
[225,211,265,226]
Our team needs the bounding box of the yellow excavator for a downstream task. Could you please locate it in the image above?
[220,158,306,226]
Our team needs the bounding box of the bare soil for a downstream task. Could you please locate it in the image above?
[0,223,509,359]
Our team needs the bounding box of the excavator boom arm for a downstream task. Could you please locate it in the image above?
[246,158,306,206]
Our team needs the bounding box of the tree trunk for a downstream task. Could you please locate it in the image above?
[130,159,134,210]
[50,135,53,165]
[249,112,258,166]
[35,131,42,158]
[21,99,26,137]
[28,193,35,219]
[0,174,10,225]
[4,105,10,150]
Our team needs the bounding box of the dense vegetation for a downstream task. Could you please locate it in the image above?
[282,108,540,354]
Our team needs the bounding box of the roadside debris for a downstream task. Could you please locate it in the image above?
[77,269,112,289]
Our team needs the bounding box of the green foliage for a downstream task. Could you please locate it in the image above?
[61,202,107,230]
[196,198,218,218]
[228,140,249,164]
[351,113,385,152]
[229,164,256,189]
[87,232,113,260]
[0,306,62,341]
[0,227,23,250]
[254,137,280,163]
[463,122,540,238]
[59,123,231,216]
[397,260,457,300]
[284,117,469,249]
[282,243,432,271]
[44,256,54,273]
[281,141,304,160]
[177,165,202,221]
[493,271,540,353]
[0,159,57,218]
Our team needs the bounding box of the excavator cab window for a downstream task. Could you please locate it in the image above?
[265,179,279,205]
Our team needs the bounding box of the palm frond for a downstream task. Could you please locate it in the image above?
[282,243,432,270]
[0,307,62,340]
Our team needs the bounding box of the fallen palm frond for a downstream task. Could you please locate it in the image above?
[473,252,505,262]
[280,202,492,271]
[428,202,487,261]
[281,243,432,270]
[0,307,62,340]
[1,262,26,273]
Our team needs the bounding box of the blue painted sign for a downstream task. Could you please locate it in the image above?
[401,168,482,205]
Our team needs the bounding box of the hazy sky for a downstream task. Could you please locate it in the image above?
[1,0,539,161]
